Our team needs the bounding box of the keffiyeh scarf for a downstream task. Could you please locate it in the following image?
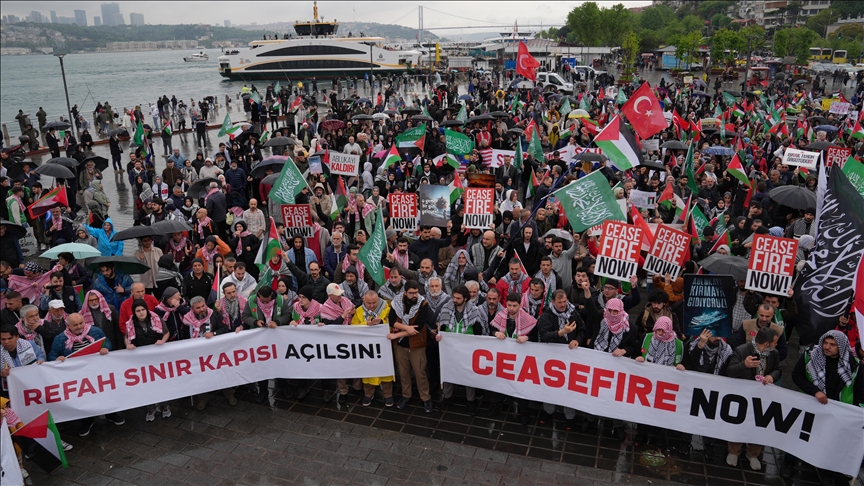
[321,297,354,324]
[391,293,425,322]
[490,308,537,338]
[64,323,95,349]
[342,256,365,281]
[688,339,732,375]
[125,313,164,342]
[806,330,854,393]
[293,300,322,323]
[81,290,112,328]
[182,308,214,338]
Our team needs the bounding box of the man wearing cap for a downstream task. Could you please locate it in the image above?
[39,300,70,353]
[339,267,368,308]
[321,283,355,325]
[595,276,641,312]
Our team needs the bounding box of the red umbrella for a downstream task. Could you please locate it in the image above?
[320,119,345,131]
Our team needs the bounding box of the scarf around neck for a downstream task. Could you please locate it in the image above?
[81,290,112,328]
[490,308,537,337]
[64,323,95,349]
[293,299,322,323]
[391,292,425,322]
[807,330,854,393]
[183,308,214,338]
[125,313,164,342]
[197,217,212,239]
[689,339,732,375]
[221,295,247,327]
[16,320,40,342]
[321,297,353,324]
[342,255,365,281]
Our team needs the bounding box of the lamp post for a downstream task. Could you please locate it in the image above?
[369,42,374,94]
[53,39,76,137]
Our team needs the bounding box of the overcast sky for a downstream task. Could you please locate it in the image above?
[2,1,650,32]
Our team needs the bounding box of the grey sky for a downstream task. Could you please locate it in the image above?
[1,1,650,32]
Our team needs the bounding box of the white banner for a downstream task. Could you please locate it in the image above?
[1,424,23,486]
[8,326,394,424]
[782,148,820,170]
[329,153,361,176]
[490,149,515,169]
[440,334,864,476]
[828,102,849,115]
[629,189,657,209]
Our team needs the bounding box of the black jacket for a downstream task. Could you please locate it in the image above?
[792,352,863,405]
[726,342,782,383]
[588,322,640,358]
[537,306,586,345]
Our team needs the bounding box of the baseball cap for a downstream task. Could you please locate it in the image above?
[49,300,65,309]
[326,283,344,296]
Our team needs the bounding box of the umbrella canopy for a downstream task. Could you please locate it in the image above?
[40,243,102,260]
[81,155,109,173]
[703,146,735,156]
[263,136,296,148]
[111,225,157,242]
[33,163,75,179]
[0,220,27,239]
[724,90,742,97]
[87,256,151,275]
[638,159,667,172]
[440,119,464,127]
[467,114,494,123]
[352,114,373,121]
[261,173,280,186]
[43,121,71,130]
[458,94,474,101]
[412,115,433,123]
[805,141,840,151]
[250,156,289,179]
[490,111,510,118]
[774,72,786,80]
[187,177,220,200]
[808,116,829,125]
[692,79,707,89]
[400,107,421,115]
[793,79,809,85]
[691,91,710,97]
[661,140,688,150]
[371,113,388,120]
[768,185,817,210]
[542,229,574,243]
[356,98,372,104]
[152,219,193,234]
[4,160,39,180]
[46,157,79,168]
[383,109,398,115]
[568,109,591,119]
[107,128,129,137]
[697,253,749,281]
[814,125,839,133]
[579,152,608,163]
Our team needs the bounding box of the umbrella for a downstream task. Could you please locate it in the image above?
[0,220,27,239]
[808,116,829,125]
[661,141,688,150]
[490,111,510,118]
[318,119,346,131]
[506,127,524,135]
[724,90,742,97]
[805,141,840,151]
[412,115,433,122]
[703,146,735,156]
[458,94,474,101]
[440,119,464,127]
[251,156,289,179]
[43,121,71,130]
[547,94,563,101]
[700,118,721,126]
[638,159,667,171]
[467,114,494,123]
[152,219,193,234]
[261,173,280,186]
[568,109,591,119]
[263,136,296,148]
[542,229,573,243]
[87,256,151,275]
[793,79,810,85]
[691,91,710,97]
[372,113,389,120]
[47,157,79,168]
[692,79,707,89]
[356,98,372,104]
[4,160,39,180]
[110,225,157,242]
[241,93,252,99]
[774,73,786,80]
[187,177,220,200]
[107,127,129,137]
[768,185,817,210]
[33,163,75,179]
[383,109,398,115]
[352,114,373,121]
[82,155,109,172]
[40,243,102,260]
[579,152,608,163]
[400,107,421,115]
[814,125,839,133]
[697,253,749,280]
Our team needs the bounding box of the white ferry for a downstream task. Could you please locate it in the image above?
[184,51,210,62]
[218,3,422,81]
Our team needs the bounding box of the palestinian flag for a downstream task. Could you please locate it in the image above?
[657,182,676,209]
[382,144,402,170]
[851,118,864,140]
[630,204,654,252]
[396,124,426,151]
[726,153,750,187]
[260,130,271,144]
[27,185,69,218]
[526,169,539,199]
[272,101,281,111]
[253,217,282,272]
[433,153,461,170]
[580,118,600,137]
[593,116,643,171]
[73,285,85,305]
[769,120,789,138]
[732,104,744,119]
[710,224,733,253]
[163,121,172,137]
[743,179,756,207]
[11,411,68,472]
[68,337,106,358]
[448,173,465,206]
[331,176,348,221]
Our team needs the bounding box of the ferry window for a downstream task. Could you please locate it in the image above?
[258,45,364,57]
[246,60,378,71]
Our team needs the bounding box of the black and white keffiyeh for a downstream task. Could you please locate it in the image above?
[807,330,854,393]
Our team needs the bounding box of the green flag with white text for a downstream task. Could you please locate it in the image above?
[444,128,474,155]
[357,208,387,286]
[269,158,307,204]
[455,105,468,123]
[552,171,625,233]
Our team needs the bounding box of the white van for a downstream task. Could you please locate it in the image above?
[535,72,575,94]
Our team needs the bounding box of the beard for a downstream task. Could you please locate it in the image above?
[404,297,418,308]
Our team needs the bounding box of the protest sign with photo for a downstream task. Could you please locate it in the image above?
[418,184,451,227]
[328,153,361,176]
[828,101,849,115]
[746,234,799,296]
[682,274,735,337]
[280,204,314,238]
[825,146,851,168]
[644,224,690,280]
[308,155,323,174]
[782,148,820,169]
[629,189,657,209]
[388,193,418,232]
[595,220,643,281]
[463,188,494,229]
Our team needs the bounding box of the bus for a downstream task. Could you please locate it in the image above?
[809,47,832,61]
[832,50,848,64]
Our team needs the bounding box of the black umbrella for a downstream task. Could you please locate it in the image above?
[506,128,524,135]
[263,136,296,148]
[110,225,157,242]
[250,156,289,179]
[793,79,810,85]
[0,220,27,239]
[637,159,667,172]
[152,219,193,234]
[661,140,688,150]
[47,157,79,168]
[107,128,129,137]
[724,90,742,97]
[808,116,829,125]
[805,141,839,151]
[440,119,464,127]
[400,107,421,115]
[774,72,786,80]
[356,98,372,104]
[4,160,39,180]
[467,114,495,123]
[580,152,608,163]
[352,115,373,121]
[768,185,817,210]
[87,256,151,275]
[187,177,220,200]
[43,121,71,130]
[491,111,510,118]
[33,163,75,179]
[412,115,433,123]
[383,109,398,115]
[261,173,280,186]
[697,253,749,281]
[82,155,109,173]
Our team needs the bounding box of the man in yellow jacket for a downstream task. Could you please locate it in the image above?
[351,290,395,407]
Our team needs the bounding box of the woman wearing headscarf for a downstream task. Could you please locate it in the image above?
[75,225,99,249]
[499,190,522,213]
[155,255,184,300]
[228,221,261,278]
[124,299,171,421]
[276,276,299,307]
[152,286,189,342]
[443,249,476,294]
[80,290,121,353]
[57,251,91,290]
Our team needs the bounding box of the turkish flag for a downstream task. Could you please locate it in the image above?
[516,42,540,82]
[620,82,667,140]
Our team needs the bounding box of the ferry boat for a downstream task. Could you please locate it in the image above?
[218,2,422,81]
[184,51,210,62]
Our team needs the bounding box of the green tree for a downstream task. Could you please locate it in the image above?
[830,0,864,19]
[834,23,864,40]
[621,31,641,73]
[711,28,744,66]
[774,29,790,58]
[671,30,703,69]
[639,30,663,53]
[567,2,603,46]
[698,0,737,19]
[682,14,705,34]
[640,4,676,31]
[787,27,819,65]
[805,9,840,36]
[598,4,633,47]
[711,13,732,31]
[740,25,767,81]
[661,19,686,40]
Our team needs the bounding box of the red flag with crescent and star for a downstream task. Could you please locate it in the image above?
[620,82,667,140]
[516,42,540,82]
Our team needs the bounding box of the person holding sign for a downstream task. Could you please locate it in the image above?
[489,292,538,425]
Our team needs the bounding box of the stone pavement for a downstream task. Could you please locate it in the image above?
[25,379,864,486]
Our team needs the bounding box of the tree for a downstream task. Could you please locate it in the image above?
[834,23,864,41]
[805,9,840,36]
[640,4,676,31]
[567,2,602,46]
[830,0,864,19]
[671,30,703,69]
[711,29,744,66]
[639,30,663,53]
[774,29,790,58]
[698,0,737,19]
[598,4,633,47]
[621,31,641,74]
[682,15,706,34]
[740,25,767,78]
[711,13,732,31]
[787,27,819,65]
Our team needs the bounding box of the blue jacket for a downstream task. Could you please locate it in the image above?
[93,271,133,310]
[323,244,347,280]
[224,167,247,191]
[49,326,112,361]
[286,247,317,273]
[89,218,124,257]
[168,153,187,166]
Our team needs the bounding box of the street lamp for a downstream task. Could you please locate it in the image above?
[53,39,76,137]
